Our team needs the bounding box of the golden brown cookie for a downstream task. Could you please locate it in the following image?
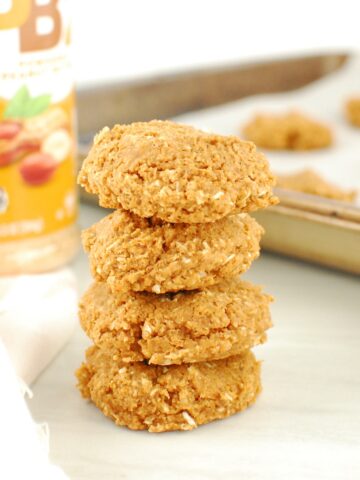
[82,209,263,294]
[78,120,277,223]
[345,98,360,127]
[243,112,332,150]
[76,346,261,432]
[79,278,273,365]
[276,169,357,203]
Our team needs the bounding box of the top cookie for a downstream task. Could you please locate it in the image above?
[243,112,332,151]
[78,120,277,223]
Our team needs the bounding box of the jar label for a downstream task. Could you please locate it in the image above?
[0,0,77,242]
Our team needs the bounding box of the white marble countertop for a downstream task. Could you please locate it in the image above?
[29,204,360,480]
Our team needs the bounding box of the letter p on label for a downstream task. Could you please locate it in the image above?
[0,0,31,29]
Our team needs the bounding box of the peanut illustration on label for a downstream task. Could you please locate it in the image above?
[0,85,72,186]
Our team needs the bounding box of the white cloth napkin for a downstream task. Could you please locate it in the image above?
[0,268,78,384]
[0,268,77,479]
[0,340,69,479]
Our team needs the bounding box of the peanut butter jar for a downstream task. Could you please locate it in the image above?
[0,0,79,274]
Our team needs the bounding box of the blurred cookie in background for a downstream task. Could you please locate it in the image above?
[243,111,333,151]
[276,169,357,203]
[345,98,360,127]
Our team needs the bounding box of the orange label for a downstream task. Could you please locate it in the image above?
[0,0,76,242]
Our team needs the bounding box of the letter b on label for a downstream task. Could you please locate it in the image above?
[20,0,62,52]
[0,0,62,51]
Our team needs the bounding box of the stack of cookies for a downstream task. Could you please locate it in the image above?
[76,120,278,432]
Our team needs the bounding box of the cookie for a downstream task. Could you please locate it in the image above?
[79,278,272,365]
[276,169,357,203]
[76,346,261,432]
[78,120,277,223]
[345,98,360,127]
[243,112,332,150]
[82,209,263,294]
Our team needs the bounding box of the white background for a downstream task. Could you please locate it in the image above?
[72,0,360,85]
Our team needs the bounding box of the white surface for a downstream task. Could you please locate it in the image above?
[72,0,360,85]
[29,204,360,480]
[175,56,360,199]
[0,269,77,385]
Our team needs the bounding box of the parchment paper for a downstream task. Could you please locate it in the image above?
[174,55,360,203]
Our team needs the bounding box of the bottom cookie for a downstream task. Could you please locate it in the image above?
[76,346,261,432]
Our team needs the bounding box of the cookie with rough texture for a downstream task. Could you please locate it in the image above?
[78,120,277,223]
[345,98,360,127]
[79,278,272,365]
[76,346,261,432]
[82,209,263,294]
[276,169,357,203]
[243,112,332,150]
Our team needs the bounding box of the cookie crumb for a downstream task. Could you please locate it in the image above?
[213,191,224,200]
[94,126,110,145]
[223,392,233,401]
[224,254,235,264]
[142,324,153,336]
[182,411,197,427]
